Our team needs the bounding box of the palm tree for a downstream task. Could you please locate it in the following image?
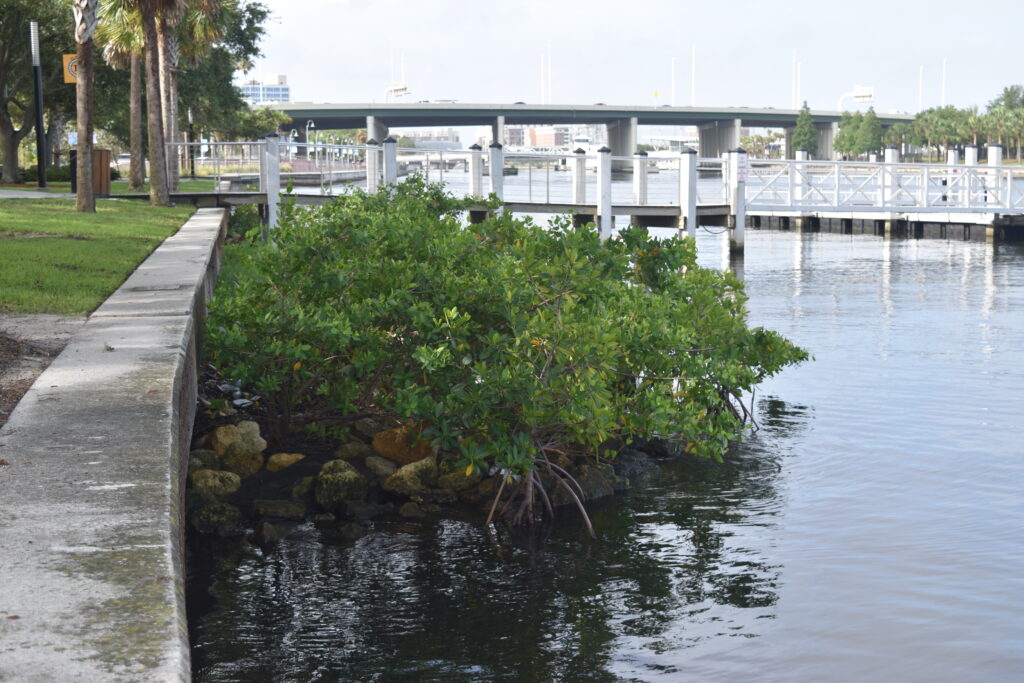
[72,0,100,213]
[97,0,145,190]
[958,106,985,146]
[984,106,1012,147]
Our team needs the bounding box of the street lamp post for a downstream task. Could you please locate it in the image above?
[30,21,47,189]
[305,120,315,162]
[188,108,196,179]
[289,129,297,162]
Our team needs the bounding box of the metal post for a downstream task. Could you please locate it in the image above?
[727,147,746,252]
[30,21,47,188]
[383,137,398,184]
[263,134,280,234]
[488,142,504,200]
[632,150,648,205]
[365,139,380,194]
[678,146,697,239]
[468,144,483,197]
[883,145,899,206]
[597,146,613,239]
[571,148,587,204]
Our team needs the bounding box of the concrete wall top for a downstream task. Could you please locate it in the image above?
[0,208,227,681]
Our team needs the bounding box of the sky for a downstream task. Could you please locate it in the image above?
[245,0,1024,115]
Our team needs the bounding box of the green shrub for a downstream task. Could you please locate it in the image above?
[20,164,118,183]
[206,178,807,522]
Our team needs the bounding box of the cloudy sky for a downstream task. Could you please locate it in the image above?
[246,0,1023,114]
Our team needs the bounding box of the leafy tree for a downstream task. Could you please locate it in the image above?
[855,107,883,156]
[791,101,817,157]
[988,84,1024,111]
[836,111,862,157]
[206,179,808,527]
[0,0,73,182]
[740,132,783,159]
[222,106,290,139]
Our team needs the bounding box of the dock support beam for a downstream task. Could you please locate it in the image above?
[382,137,398,184]
[365,139,381,194]
[679,146,697,239]
[571,148,587,204]
[727,147,746,252]
[633,150,648,205]
[597,146,613,238]
[488,142,504,200]
[262,133,280,233]
[468,144,483,197]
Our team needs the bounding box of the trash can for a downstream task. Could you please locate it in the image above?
[69,149,112,197]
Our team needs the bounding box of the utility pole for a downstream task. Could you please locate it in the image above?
[30,21,47,189]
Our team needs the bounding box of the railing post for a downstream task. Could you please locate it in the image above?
[468,144,483,197]
[727,147,746,253]
[597,146,613,239]
[964,144,979,166]
[795,149,809,204]
[883,145,899,206]
[987,143,1003,207]
[946,147,960,207]
[383,136,398,184]
[632,149,648,205]
[263,134,280,233]
[365,139,380,194]
[488,142,504,200]
[678,146,697,239]
[571,148,587,204]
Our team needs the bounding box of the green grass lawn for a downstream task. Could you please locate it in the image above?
[0,198,193,315]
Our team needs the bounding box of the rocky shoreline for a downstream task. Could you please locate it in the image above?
[187,415,672,543]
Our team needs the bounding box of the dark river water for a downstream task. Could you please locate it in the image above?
[187,225,1024,681]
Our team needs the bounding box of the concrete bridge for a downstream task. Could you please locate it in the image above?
[270,102,914,160]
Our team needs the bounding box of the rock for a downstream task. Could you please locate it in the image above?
[189,448,220,471]
[251,499,308,520]
[612,448,658,480]
[352,417,391,441]
[336,441,374,461]
[223,448,264,479]
[436,461,483,493]
[314,459,368,509]
[630,437,680,459]
[381,454,438,499]
[312,512,336,522]
[206,424,240,456]
[550,462,625,506]
[267,452,305,473]
[336,522,369,541]
[191,502,243,537]
[372,423,432,466]
[222,421,267,461]
[346,501,393,521]
[365,455,398,478]
[398,502,426,519]
[189,469,241,501]
[255,521,283,544]
[291,476,315,499]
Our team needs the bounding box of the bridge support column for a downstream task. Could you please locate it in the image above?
[678,146,697,239]
[727,147,746,253]
[814,122,838,160]
[365,139,381,194]
[262,133,281,234]
[488,142,504,200]
[366,116,389,144]
[606,117,637,173]
[783,127,795,159]
[965,144,978,166]
[633,150,648,205]
[491,116,505,146]
[697,119,741,159]
[382,137,398,184]
[597,146,613,238]
[571,148,587,204]
[468,144,483,197]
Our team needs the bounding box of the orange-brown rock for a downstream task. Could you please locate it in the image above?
[372,423,432,466]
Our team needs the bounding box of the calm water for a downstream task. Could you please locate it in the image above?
[188,226,1024,681]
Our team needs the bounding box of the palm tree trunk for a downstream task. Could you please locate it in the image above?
[129,52,145,190]
[142,10,169,206]
[157,14,178,191]
[76,37,95,213]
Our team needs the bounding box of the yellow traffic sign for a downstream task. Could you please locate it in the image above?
[63,54,78,83]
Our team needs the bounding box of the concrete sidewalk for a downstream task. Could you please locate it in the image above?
[0,208,226,682]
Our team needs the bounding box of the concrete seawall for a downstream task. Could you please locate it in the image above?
[0,208,227,681]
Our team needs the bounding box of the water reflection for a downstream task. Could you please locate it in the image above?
[188,397,809,681]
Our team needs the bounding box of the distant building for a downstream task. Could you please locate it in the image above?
[239,74,291,105]
[526,126,570,147]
